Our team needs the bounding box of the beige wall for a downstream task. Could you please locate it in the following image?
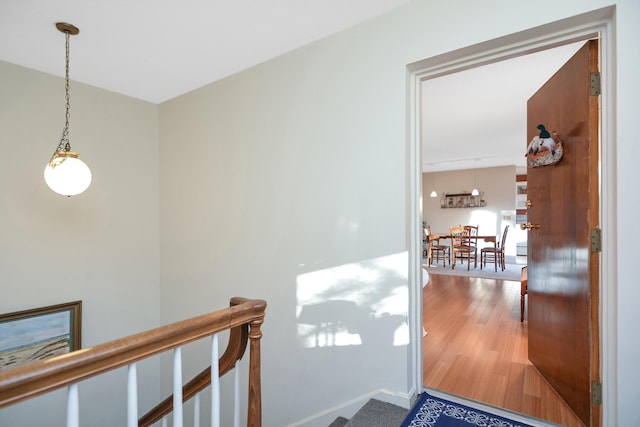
[422,166,515,236]
[1,0,639,426]
[161,1,638,425]
[0,61,161,426]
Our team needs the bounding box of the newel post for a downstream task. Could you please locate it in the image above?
[247,316,264,427]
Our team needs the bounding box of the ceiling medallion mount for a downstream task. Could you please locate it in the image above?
[55,22,79,35]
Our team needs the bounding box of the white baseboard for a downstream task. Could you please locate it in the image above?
[285,388,414,427]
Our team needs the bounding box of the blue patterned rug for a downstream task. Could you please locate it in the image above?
[400,392,535,427]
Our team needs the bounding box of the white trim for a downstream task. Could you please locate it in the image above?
[598,13,617,427]
[406,61,423,409]
[406,6,616,426]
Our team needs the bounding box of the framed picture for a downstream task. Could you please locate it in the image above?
[516,182,528,195]
[516,175,528,209]
[0,301,82,371]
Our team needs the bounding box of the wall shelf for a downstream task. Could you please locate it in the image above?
[440,192,486,209]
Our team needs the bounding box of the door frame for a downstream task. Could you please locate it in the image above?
[406,7,617,425]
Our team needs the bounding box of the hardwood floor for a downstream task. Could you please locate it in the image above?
[423,273,585,427]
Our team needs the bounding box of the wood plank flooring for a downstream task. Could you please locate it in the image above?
[423,273,585,427]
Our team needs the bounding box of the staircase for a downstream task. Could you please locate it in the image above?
[0,297,267,427]
[329,399,408,427]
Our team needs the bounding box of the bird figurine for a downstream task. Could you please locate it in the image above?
[526,125,557,157]
[537,124,551,139]
[526,126,564,167]
[536,124,556,155]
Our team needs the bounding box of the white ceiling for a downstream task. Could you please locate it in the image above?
[0,0,411,103]
[422,41,585,172]
[1,1,585,171]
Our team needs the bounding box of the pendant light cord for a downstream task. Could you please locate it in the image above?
[63,29,71,151]
[54,30,71,155]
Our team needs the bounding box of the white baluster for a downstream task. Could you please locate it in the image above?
[161,416,167,427]
[173,347,183,427]
[127,363,138,427]
[194,392,200,427]
[66,383,79,427]
[234,365,240,427]
[211,334,220,427]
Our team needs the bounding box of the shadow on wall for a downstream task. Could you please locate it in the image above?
[298,300,405,347]
[295,252,409,349]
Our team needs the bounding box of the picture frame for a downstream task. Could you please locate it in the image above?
[0,301,82,371]
[516,178,528,209]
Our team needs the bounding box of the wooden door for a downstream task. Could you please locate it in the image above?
[526,40,600,427]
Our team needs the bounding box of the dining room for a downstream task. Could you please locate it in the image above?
[416,38,599,426]
[419,165,588,426]
[421,165,528,278]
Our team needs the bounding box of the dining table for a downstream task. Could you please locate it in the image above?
[426,233,497,268]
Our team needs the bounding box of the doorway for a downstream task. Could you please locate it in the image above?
[421,41,589,425]
[407,9,616,427]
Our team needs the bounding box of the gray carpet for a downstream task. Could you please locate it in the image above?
[423,260,523,281]
[332,399,408,427]
[328,416,349,427]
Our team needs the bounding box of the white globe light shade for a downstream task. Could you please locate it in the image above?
[44,157,92,196]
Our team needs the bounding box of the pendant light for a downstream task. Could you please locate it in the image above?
[429,164,438,197]
[44,22,91,197]
[471,159,480,196]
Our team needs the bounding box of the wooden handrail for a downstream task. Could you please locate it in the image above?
[138,297,253,426]
[0,296,267,424]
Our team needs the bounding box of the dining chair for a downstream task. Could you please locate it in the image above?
[481,225,509,271]
[464,225,479,267]
[450,225,476,270]
[425,226,450,267]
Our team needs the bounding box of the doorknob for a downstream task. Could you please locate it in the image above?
[520,222,540,230]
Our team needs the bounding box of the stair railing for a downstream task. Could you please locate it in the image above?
[0,297,266,427]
